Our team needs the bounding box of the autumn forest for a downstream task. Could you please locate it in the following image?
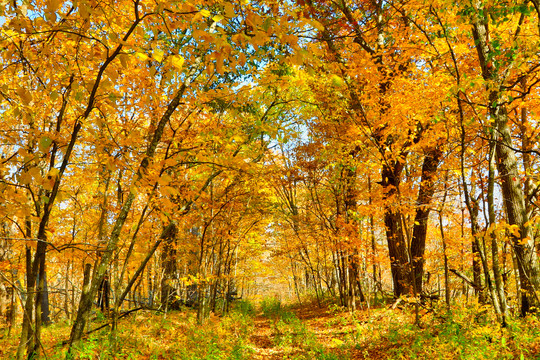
[1,0,540,359]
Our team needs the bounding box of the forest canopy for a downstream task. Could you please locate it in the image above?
[1,0,540,358]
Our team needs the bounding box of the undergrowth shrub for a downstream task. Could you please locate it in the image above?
[313,347,348,360]
[260,296,282,318]
[259,297,316,350]
[273,312,309,347]
[222,309,254,342]
[351,300,540,360]
[233,299,256,317]
[177,310,253,360]
[65,308,255,360]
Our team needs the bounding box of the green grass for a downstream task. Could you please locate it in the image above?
[2,297,539,360]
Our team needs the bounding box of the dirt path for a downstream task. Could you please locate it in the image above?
[247,302,351,359]
[249,315,284,359]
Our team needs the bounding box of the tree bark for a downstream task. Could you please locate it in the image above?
[160,222,179,310]
[381,161,411,297]
[471,6,540,314]
[411,147,442,294]
[66,263,92,356]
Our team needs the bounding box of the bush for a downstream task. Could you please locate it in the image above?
[273,313,310,347]
[260,296,282,318]
[232,299,256,317]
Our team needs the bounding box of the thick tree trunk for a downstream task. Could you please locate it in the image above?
[471,239,485,303]
[381,162,411,297]
[66,263,92,356]
[495,107,540,314]
[411,147,442,294]
[160,222,179,310]
[471,1,540,314]
[40,272,51,326]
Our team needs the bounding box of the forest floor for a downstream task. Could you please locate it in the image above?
[1,297,540,359]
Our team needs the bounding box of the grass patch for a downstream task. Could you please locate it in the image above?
[1,298,539,359]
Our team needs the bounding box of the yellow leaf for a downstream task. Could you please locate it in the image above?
[57,191,69,202]
[212,14,224,22]
[232,135,244,142]
[39,136,53,151]
[163,186,179,196]
[28,167,41,179]
[47,0,61,12]
[153,49,164,62]
[171,55,185,70]
[136,52,149,61]
[47,168,59,178]
[238,52,246,66]
[19,171,32,185]
[119,54,129,68]
[43,177,54,190]
[17,87,33,105]
[200,9,211,17]
[78,3,91,19]
[45,10,57,22]
[158,173,173,186]
[206,62,214,75]
[311,20,324,31]
[215,52,224,74]
[509,224,521,238]
[224,2,235,17]
[330,74,345,87]
[192,12,202,22]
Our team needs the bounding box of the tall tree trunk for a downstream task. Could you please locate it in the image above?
[471,8,540,314]
[439,205,450,308]
[16,243,34,360]
[488,132,508,323]
[494,105,540,314]
[381,162,411,297]
[368,176,380,301]
[160,222,179,310]
[411,147,442,294]
[66,264,92,355]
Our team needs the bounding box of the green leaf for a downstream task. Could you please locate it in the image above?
[49,91,59,100]
[39,137,53,152]
[330,74,345,87]
[74,91,83,101]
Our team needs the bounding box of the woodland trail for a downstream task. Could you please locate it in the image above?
[245,299,540,360]
[247,301,374,359]
[249,315,284,359]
